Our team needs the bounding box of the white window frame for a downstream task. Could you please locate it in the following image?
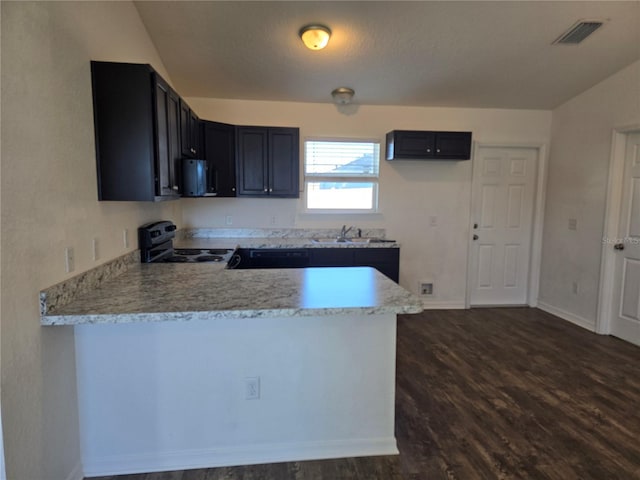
[303,137,381,214]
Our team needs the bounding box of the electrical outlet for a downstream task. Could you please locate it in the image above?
[123,229,129,248]
[572,282,579,294]
[225,215,233,226]
[270,215,276,225]
[429,216,438,227]
[92,238,100,261]
[420,282,434,296]
[568,218,578,231]
[65,247,75,273]
[245,377,260,400]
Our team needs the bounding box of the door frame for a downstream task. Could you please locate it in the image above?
[596,123,640,334]
[465,142,548,308]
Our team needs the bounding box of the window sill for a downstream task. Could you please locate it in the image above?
[297,211,384,221]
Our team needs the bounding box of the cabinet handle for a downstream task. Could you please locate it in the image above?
[264,188,268,192]
[232,187,236,192]
[427,149,431,153]
[172,186,179,191]
[437,149,441,153]
[269,188,273,192]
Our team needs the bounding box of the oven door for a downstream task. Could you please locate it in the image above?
[141,239,173,263]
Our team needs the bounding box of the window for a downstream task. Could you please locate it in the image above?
[304,139,380,212]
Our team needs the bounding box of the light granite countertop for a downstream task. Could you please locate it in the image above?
[41,264,423,326]
[175,228,399,250]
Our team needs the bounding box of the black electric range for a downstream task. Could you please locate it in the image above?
[138,221,233,263]
[168,248,233,263]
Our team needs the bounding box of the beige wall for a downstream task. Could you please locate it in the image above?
[7,1,634,476]
[1,2,181,478]
[539,60,640,327]
[183,98,551,303]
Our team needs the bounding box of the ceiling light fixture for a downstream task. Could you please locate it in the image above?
[331,87,355,105]
[299,24,331,50]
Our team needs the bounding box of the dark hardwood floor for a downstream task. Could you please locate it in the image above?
[89,308,640,480]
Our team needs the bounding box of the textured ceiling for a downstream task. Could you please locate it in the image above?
[134,1,640,109]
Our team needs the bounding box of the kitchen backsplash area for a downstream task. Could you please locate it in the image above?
[179,227,388,239]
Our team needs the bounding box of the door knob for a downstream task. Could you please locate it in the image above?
[473,234,479,241]
[614,243,625,251]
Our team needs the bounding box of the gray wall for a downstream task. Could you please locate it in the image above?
[539,60,640,326]
[1,2,181,478]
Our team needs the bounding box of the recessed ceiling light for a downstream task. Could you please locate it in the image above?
[299,25,331,50]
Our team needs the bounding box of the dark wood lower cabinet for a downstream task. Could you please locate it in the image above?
[231,247,400,283]
[309,248,399,282]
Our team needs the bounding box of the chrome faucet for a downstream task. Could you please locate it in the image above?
[338,225,354,241]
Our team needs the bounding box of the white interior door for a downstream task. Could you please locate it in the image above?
[610,132,640,346]
[469,146,538,306]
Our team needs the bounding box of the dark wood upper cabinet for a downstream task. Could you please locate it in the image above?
[91,61,180,201]
[155,75,182,197]
[237,126,299,198]
[386,130,472,160]
[433,131,473,159]
[91,61,299,201]
[180,100,201,158]
[203,120,236,197]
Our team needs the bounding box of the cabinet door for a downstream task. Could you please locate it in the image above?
[268,127,299,197]
[189,110,200,157]
[237,127,268,195]
[167,88,182,194]
[93,62,157,201]
[387,130,435,159]
[308,248,355,266]
[435,132,472,159]
[155,76,180,197]
[203,121,237,197]
[179,99,193,158]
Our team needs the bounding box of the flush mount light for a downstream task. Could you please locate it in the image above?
[299,24,331,50]
[331,87,355,105]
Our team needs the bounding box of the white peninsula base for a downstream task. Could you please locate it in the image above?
[75,313,398,476]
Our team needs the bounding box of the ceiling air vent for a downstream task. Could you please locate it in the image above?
[553,20,604,45]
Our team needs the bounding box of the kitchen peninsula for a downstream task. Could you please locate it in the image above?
[40,247,423,476]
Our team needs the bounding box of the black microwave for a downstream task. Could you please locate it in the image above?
[182,159,215,197]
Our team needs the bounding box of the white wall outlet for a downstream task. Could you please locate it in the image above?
[245,377,260,400]
[270,215,276,225]
[65,247,75,273]
[123,228,129,248]
[225,215,233,226]
[92,237,100,261]
[568,218,578,231]
[420,282,434,296]
[429,216,438,227]
[572,282,579,294]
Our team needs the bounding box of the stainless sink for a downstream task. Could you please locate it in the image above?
[310,238,372,244]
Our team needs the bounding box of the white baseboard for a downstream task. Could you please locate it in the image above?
[537,301,596,332]
[64,461,83,480]
[82,437,399,477]
[421,300,466,310]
